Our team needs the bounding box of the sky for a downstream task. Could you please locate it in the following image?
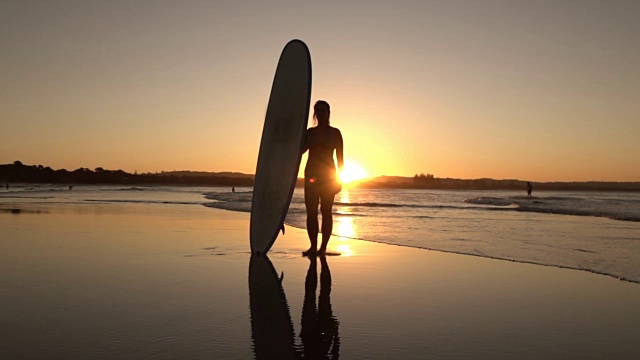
[1,0,639,182]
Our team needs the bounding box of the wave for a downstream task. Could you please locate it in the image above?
[204,191,640,222]
[364,239,640,284]
[334,212,368,217]
[334,201,514,211]
[274,217,640,284]
[1,188,70,194]
[464,197,516,206]
[466,196,640,222]
[204,191,253,203]
[0,195,54,199]
[204,201,251,213]
[84,199,202,205]
[204,200,504,217]
[335,201,406,208]
[516,205,640,222]
[106,187,150,192]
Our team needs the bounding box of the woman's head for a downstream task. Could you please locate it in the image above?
[313,100,331,126]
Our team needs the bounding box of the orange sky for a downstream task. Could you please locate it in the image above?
[1,1,639,182]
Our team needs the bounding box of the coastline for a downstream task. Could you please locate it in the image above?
[3,161,640,192]
[2,202,640,359]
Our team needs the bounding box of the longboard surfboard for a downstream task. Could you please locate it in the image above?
[250,40,312,255]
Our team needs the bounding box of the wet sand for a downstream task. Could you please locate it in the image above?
[1,202,640,359]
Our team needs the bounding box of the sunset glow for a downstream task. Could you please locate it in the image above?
[339,161,368,184]
[2,2,639,181]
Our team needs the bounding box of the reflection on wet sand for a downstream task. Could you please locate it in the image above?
[248,255,297,360]
[300,255,341,359]
[249,255,340,359]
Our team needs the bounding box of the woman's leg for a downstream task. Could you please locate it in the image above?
[304,185,320,253]
[318,191,335,253]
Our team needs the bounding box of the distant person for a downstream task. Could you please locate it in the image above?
[5,183,8,190]
[232,186,235,193]
[69,185,73,191]
[301,100,343,256]
[527,182,533,198]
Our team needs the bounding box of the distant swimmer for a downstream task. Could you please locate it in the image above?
[527,182,533,198]
[301,100,344,256]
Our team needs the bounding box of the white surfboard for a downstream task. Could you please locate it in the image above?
[250,40,312,255]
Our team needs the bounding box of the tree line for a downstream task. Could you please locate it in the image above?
[0,161,253,187]
[3,161,639,191]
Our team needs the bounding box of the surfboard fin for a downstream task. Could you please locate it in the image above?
[279,271,284,283]
[280,225,285,235]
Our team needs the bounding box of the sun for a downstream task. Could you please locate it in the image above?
[339,161,368,184]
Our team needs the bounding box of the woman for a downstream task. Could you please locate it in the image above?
[301,100,343,256]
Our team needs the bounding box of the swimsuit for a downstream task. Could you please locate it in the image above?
[304,127,340,193]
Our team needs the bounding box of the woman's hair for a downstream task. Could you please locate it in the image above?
[313,100,331,125]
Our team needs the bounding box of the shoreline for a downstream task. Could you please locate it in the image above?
[4,195,640,285]
[4,183,640,284]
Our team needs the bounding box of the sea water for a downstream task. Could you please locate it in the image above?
[2,184,639,283]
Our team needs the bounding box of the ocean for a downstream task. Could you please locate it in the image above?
[2,184,639,284]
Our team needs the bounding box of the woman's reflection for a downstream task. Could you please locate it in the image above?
[300,256,340,359]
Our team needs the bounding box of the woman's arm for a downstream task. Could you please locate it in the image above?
[335,129,344,172]
[301,129,310,154]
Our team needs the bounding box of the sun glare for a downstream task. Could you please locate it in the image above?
[339,161,368,184]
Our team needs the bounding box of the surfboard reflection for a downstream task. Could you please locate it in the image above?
[249,255,340,359]
[249,255,297,360]
[300,255,341,359]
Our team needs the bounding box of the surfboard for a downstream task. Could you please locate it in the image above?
[249,255,297,360]
[250,39,312,255]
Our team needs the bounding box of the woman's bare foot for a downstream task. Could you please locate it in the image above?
[302,248,317,257]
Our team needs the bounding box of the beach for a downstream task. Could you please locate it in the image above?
[4,1,640,358]
[2,197,640,359]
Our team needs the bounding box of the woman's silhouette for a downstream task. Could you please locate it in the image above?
[301,100,344,256]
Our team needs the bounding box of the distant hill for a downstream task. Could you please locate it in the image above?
[0,161,253,187]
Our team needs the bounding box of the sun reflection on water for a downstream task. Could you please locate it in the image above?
[336,216,356,239]
[336,190,353,216]
[338,190,350,204]
[333,190,358,256]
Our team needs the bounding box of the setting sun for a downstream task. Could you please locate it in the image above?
[339,161,368,184]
